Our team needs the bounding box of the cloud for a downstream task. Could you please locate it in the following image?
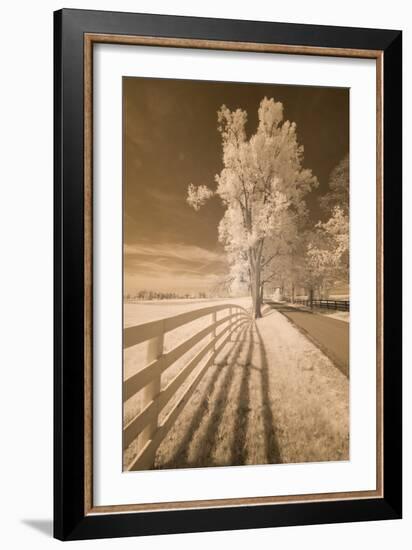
[125,242,224,264]
[124,242,227,293]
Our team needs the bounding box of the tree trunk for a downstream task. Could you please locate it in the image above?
[309,287,314,309]
[251,267,262,319]
[291,283,295,304]
[247,242,264,320]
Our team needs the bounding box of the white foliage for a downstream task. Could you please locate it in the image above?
[187,96,317,316]
[186,183,214,211]
[307,206,349,285]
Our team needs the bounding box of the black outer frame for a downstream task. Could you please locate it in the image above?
[54,8,402,541]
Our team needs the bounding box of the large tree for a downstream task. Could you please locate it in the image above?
[187,97,317,318]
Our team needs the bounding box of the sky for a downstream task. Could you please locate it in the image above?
[123,77,349,295]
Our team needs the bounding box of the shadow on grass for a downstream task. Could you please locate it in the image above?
[230,324,254,465]
[255,322,282,464]
[157,322,250,469]
[155,319,282,469]
[190,323,253,468]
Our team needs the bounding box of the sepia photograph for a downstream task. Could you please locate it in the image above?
[122,76,350,472]
[52,8,402,540]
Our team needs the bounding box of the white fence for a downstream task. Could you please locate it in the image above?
[123,303,251,470]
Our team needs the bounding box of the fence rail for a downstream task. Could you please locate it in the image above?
[123,303,251,471]
[293,298,350,311]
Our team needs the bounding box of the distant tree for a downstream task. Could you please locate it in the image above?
[307,155,349,296]
[319,155,349,215]
[307,206,349,282]
[187,98,317,318]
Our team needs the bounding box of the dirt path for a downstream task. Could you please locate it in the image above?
[154,308,349,470]
[266,302,349,377]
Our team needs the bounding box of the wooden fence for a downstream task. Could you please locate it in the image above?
[123,304,251,471]
[293,298,350,311]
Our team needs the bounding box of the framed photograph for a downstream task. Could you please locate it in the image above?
[54,9,402,540]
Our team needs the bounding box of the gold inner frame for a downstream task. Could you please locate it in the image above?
[84,33,384,515]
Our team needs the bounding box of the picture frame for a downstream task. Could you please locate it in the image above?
[54,8,402,541]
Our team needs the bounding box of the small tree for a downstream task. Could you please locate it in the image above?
[187,98,317,318]
[307,155,350,296]
[319,154,349,215]
[307,206,349,286]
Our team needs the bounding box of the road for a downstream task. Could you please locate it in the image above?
[265,302,349,377]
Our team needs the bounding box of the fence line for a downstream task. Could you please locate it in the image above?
[123,303,251,470]
[293,299,350,312]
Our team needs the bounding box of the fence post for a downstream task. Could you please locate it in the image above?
[137,327,164,460]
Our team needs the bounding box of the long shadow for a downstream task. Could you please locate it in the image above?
[230,324,254,466]
[158,322,250,469]
[190,323,253,468]
[255,323,282,464]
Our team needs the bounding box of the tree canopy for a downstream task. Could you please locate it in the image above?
[187,97,318,318]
